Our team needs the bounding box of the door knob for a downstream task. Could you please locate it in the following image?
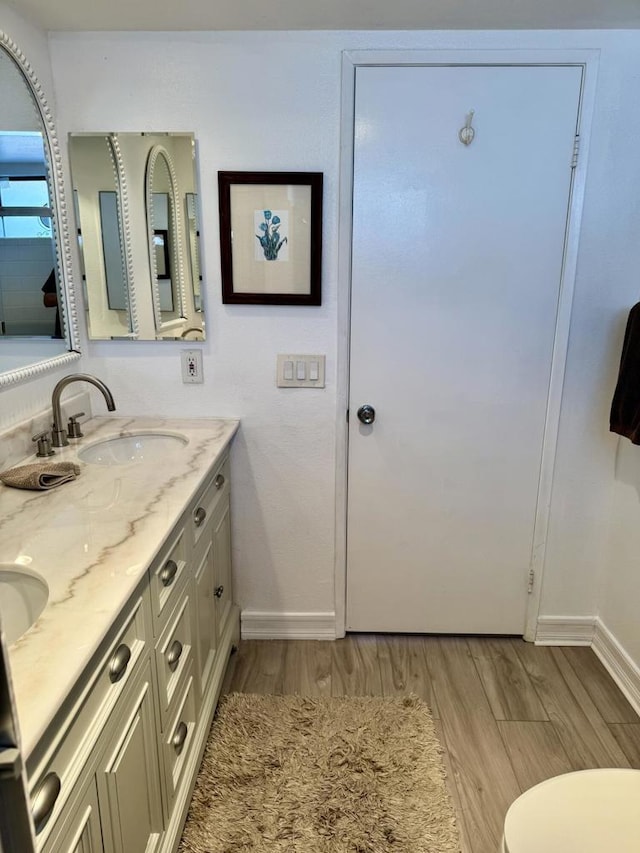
[357,404,376,425]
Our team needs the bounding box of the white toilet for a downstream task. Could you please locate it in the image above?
[501,768,640,852]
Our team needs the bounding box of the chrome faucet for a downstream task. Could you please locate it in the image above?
[51,373,116,447]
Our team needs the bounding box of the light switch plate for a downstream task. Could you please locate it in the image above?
[277,354,325,388]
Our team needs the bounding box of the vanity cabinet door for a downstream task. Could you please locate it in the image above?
[213,497,232,641]
[42,775,103,853]
[193,536,217,699]
[96,658,163,853]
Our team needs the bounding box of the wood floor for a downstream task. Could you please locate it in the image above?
[223,635,640,853]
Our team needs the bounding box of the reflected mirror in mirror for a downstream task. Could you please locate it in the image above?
[0,37,77,381]
[69,132,204,341]
[186,192,202,314]
[99,190,128,313]
[69,134,132,339]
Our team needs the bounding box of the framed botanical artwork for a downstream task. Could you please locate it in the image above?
[218,171,323,305]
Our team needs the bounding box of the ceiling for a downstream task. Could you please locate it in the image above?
[6,0,640,31]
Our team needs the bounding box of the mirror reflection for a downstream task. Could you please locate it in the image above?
[0,45,69,366]
[69,132,204,341]
[147,147,181,323]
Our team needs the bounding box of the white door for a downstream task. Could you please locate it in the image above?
[346,64,583,634]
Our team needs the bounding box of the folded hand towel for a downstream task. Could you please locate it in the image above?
[0,461,81,491]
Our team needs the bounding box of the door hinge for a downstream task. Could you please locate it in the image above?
[571,135,580,169]
[346,409,349,422]
[527,568,535,594]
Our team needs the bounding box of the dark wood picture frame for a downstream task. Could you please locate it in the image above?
[218,171,322,305]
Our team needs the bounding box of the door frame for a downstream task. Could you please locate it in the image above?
[334,48,600,640]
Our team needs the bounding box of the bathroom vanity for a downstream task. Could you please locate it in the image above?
[0,415,239,852]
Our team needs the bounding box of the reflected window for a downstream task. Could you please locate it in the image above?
[0,176,52,237]
[0,131,52,238]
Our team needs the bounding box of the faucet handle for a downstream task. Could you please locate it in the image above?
[67,412,85,439]
[32,431,55,458]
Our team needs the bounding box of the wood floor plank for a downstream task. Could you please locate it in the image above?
[424,638,521,853]
[229,639,286,694]
[377,635,439,716]
[513,641,630,769]
[609,724,640,768]
[468,638,548,722]
[434,719,473,853]
[281,640,332,696]
[331,634,383,696]
[560,647,639,723]
[497,721,574,791]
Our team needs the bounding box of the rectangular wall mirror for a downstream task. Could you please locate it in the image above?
[69,132,204,341]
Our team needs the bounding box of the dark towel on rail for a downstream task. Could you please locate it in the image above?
[610,302,640,443]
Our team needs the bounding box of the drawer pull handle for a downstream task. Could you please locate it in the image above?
[161,559,178,587]
[214,473,225,490]
[194,507,207,527]
[32,772,61,834]
[167,639,183,671]
[109,644,132,683]
[172,721,188,754]
[214,585,224,599]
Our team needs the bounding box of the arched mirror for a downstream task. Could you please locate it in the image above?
[145,145,186,335]
[0,32,80,387]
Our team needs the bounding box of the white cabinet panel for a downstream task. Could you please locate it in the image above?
[194,538,216,699]
[97,660,163,853]
[213,501,233,641]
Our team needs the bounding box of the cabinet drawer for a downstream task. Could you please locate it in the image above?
[31,592,150,849]
[155,591,193,723]
[191,456,230,548]
[149,527,188,635]
[162,668,197,808]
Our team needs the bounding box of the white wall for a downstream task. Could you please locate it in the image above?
[50,31,345,617]
[13,28,639,648]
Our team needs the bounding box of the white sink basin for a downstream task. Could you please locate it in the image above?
[0,566,49,645]
[78,431,189,466]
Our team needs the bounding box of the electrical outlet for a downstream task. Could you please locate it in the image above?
[181,349,204,384]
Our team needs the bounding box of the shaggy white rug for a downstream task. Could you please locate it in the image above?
[179,693,460,853]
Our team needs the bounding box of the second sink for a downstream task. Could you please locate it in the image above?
[78,432,188,466]
[0,566,49,645]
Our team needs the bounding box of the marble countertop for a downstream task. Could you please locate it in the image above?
[0,415,239,759]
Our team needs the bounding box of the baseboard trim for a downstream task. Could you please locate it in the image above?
[592,619,640,717]
[535,616,596,646]
[240,611,336,640]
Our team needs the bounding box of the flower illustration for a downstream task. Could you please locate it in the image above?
[256,209,287,260]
